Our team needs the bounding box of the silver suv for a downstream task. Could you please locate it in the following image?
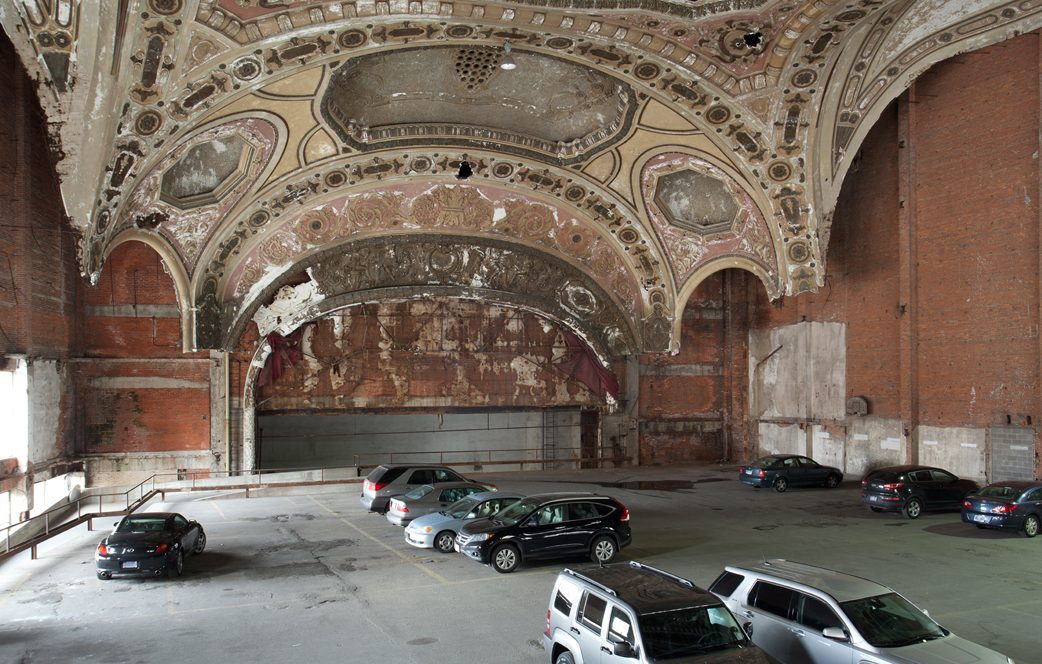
[709,559,1015,664]
[359,463,492,513]
[544,561,770,664]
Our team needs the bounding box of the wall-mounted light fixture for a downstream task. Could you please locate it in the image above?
[500,41,517,70]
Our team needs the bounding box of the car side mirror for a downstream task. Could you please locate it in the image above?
[742,622,753,637]
[612,641,636,658]
[822,627,848,641]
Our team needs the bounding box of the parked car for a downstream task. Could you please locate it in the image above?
[962,480,1042,537]
[455,492,631,573]
[385,481,493,527]
[359,463,494,513]
[545,561,770,664]
[860,465,979,519]
[739,454,843,492]
[95,512,206,580]
[404,491,523,552]
[709,559,1015,664]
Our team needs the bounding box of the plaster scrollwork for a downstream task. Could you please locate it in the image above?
[225,235,640,360]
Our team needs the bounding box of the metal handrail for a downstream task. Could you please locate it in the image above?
[1,451,630,561]
[1,474,160,558]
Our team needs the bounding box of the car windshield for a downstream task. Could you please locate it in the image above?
[840,593,948,648]
[492,498,540,525]
[117,517,167,532]
[446,495,482,518]
[403,485,435,500]
[977,486,1016,499]
[638,606,749,659]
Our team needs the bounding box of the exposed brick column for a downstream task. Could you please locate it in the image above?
[897,87,920,464]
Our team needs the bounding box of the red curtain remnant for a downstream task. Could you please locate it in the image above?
[553,330,620,400]
[257,327,306,387]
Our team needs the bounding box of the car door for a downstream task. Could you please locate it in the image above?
[171,514,197,552]
[741,581,798,663]
[599,604,637,664]
[573,590,610,661]
[562,501,606,552]
[908,469,941,506]
[798,457,827,486]
[929,469,965,507]
[517,504,572,559]
[779,456,802,484]
[405,469,435,491]
[791,593,854,663]
[1019,488,1042,526]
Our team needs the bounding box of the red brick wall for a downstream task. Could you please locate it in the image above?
[750,31,1041,432]
[638,272,730,465]
[77,242,211,452]
[0,32,80,358]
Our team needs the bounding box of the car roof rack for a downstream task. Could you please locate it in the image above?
[561,568,619,597]
[627,561,694,588]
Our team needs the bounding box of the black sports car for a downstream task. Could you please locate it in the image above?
[95,512,206,579]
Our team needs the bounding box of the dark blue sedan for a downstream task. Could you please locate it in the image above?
[962,481,1042,537]
[738,454,843,492]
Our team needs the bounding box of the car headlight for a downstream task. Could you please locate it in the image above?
[422,526,432,533]
[471,533,494,541]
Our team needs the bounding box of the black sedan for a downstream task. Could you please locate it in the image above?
[861,465,979,519]
[95,512,206,579]
[962,480,1042,537]
[738,454,843,492]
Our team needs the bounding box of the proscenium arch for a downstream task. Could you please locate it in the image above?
[104,230,194,352]
[237,296,621,473]
[224,234,642,361]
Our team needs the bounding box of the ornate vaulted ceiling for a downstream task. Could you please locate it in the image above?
[4,0,1041,357]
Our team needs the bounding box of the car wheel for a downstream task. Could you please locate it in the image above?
[434,531,456,553]
[1024,514,1039,538]
[491,544,520,573]
[96,571,111,580]
[903,498,923,520]
[773,477,788,493]
[590,535,617,564]
[167,550,184,578]
[554,650,575,664]
[825,474,841,489]
[193,531,206,555]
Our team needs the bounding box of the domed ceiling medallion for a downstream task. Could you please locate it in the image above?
[319,46,637,165]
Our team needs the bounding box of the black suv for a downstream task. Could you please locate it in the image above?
[455,492,631,573]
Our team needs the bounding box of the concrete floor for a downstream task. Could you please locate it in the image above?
[0,465,1036,664]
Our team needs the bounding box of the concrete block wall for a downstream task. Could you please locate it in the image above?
[989,427,1036,481]
[917,426,986,483]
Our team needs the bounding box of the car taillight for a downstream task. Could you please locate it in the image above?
[963,500,972,509]
[881,482,904,490]
[619,505,630,522]
[155,543,169,554]
[97,544,108,556]
[372,482,387,491]
[991,504,1015,514]
[757,469,765,478]
[400,505,409,513]
[546,609,551,636]
[861,479,867,487]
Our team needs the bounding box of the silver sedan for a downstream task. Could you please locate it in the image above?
[385,482,494,527]
[404,491,522,552]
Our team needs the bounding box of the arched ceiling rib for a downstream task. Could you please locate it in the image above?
[5,0,1042,355]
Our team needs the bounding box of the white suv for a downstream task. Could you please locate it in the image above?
[544,561,770,663]
[709,559,1015,664]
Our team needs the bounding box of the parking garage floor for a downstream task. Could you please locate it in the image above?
[1,465,1037,663]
